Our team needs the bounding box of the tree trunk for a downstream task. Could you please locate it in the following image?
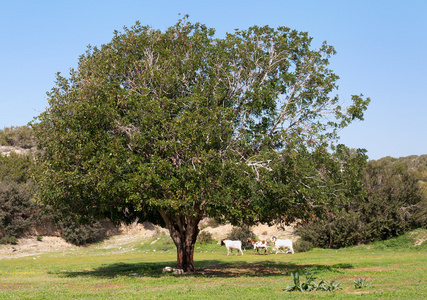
[159,211,201,273]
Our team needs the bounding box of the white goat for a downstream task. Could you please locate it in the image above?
[270,236,294,254]
[219,239,244,256]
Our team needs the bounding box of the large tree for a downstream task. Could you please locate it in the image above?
[33,16,370,272]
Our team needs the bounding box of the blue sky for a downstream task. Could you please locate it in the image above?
[0,0,426,160]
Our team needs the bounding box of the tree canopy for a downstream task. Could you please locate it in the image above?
[33,16,370,272]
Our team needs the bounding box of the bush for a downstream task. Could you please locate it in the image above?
[0,152,44,243]
[227,226,255,249]
[0,236,18,245]
[296,157,427,249]
[0,126,36,149]
[295,210,365,249]
[60,220,106,246]
[293,239,314,252]
[413,198,427,229]
[0,153,35,185]
[197,231,213,244]
[0,181,40,241]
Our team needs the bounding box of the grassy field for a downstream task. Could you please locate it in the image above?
[0,229,426,299]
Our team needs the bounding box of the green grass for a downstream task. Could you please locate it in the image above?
[0,229,426,299]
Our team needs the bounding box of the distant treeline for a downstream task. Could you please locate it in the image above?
[0,126,426,247]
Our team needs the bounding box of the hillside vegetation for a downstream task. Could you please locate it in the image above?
[0,126,36,149]
[295,154,427,249]
[0,126,426,249]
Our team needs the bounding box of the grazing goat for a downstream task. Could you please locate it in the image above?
[219,239,244,256]
[270,236,294,254]
[247,238,269,254]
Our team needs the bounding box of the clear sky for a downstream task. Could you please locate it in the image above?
[0,0,426,160]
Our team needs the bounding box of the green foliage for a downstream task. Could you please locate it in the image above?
[0,152,35,183]
[354,277,371,289]
[0,181,38,240]
[196,231,213,244]
[0,147,45,243]
[296,210,368,249]
[59,219,107,246]
[362,158,424,233]
[296,154,427,249]
[227,226,255,249]
[413,198,427,229]
[0,139,115,246]
[319,279,342,292]
[293,239,314,252]
[284,269,342,292]
[0,126,36,149]
[33,16,369,224]
[0,235,18,245]
[32,16,369,271]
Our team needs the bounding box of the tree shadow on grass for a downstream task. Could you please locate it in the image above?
[55,261,176,278]
[58,260,354,279]
[196,261,353,278]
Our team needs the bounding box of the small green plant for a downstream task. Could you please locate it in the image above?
[285,269,316,292]
[354,277,371,289]
[36,235,43,242]
[284,269,342,292]
[317,279,342,292]
[0,236,18,245]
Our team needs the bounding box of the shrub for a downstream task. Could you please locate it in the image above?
[0,181,40,241]
[197,231,213,244]
[0,236,18,245]
[227,226,255,249]
[0,153,45,244]
[293,239,314,252]
[0,153,35,184]
[410,198,427,229]
[0,126,36,149]
[296,157,426,249]
[295,211,365,249]
[60,220,106,246]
